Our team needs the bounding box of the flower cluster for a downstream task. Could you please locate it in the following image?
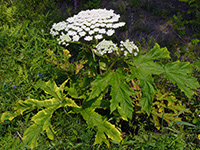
[95,39,139,56]
[95,39,118,55]
[50,9,125,46]
[120,40,139,56]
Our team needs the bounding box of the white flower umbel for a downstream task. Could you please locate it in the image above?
[106,29,115,36]
[95,39,118,56]
[57,32,72,46]
[50,9,125,45]
[120,40,139,56]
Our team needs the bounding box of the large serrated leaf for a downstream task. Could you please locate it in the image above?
[81,108,122,147]
[163,61,200,99]
[1,79,81,149]
[139,75,156,115]
[129,66,157,115]
[192,59,200,71]
[89,68,135,119]
[14,98,61,115]
[1,111,18,122]
[1,98,55,122]
[129,43,199,115]
[133,43,170,67]
[23,105,61,149]
[35,79,69,101]
[128,43,170,115]
[23,124,43,149]
[94,131,110,147]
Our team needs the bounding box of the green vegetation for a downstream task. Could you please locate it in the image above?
[0,0,200,149]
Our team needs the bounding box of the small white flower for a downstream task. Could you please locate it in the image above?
[85,22,91,26]
[84,27,90,31]
[96,51,104,55]
[73,35,80,41]
[90,25,96,29]
[112,14,120,20]
[68,24,73,28]
[70,25,80,31]
[103,20,110,23]
[76,27,83,32]
[58,32,71,46]
[89,30,95,35]
[67,17,74,23]
[99,29,106,34]
[124,51,128,56]
[106,23,113,28]
[120,39,139,56]
[84,36,93,41]
[113,22,126,28]
[95,39,118,55]
[52,22,67,31]
[67,30,77,36]
[95,23,101,27]
[50,29,59,36]
[106,29,115,36]
[94,28,100,32]
[94,34,103,40]
[99,23,106,27]
[81,25,87,29]
[79,31,86,37]
[134,52,138,56]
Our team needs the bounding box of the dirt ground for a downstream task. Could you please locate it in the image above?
[101,0,192,47]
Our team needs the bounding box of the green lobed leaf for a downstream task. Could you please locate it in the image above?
[2,78,81,149]
[14,98,61,115]
[110,68,134,120]
[23,104,63,149]
[133,43,170,68]
[89,71,113,100]
[192,59,200,71]
[23,124,43,149]
[1,111,18,122]
[81,108,122,147]
[129,66,157,115]
[163,61,200,99]
[139,76,156,115]
[128,43,170,115]
[94,131,110,147]
[129,43,200,114]
[89,68,135,120]
[35,79,69,101]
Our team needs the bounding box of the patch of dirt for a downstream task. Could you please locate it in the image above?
[100,0,191,47]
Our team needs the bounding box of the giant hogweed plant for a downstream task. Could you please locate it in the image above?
[1,9,200,149]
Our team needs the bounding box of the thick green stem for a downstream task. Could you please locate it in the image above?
[107,56,119,71]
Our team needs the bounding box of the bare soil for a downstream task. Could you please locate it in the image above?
[101,0,192,47]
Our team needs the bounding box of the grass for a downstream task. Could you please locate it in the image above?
[0,0,200,149]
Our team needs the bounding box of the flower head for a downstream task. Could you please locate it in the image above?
[50,9,125,44]
[57,32,72,46]
[120,40,139,56]
[95,39,118,55]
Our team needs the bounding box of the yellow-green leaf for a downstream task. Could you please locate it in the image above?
[81,108,122,146]
[1,111,18,122]
[23,124,43,149]
[35,79,69,101]
[94,131,110,147]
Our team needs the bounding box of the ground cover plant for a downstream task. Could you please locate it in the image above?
[1,0,200,149]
